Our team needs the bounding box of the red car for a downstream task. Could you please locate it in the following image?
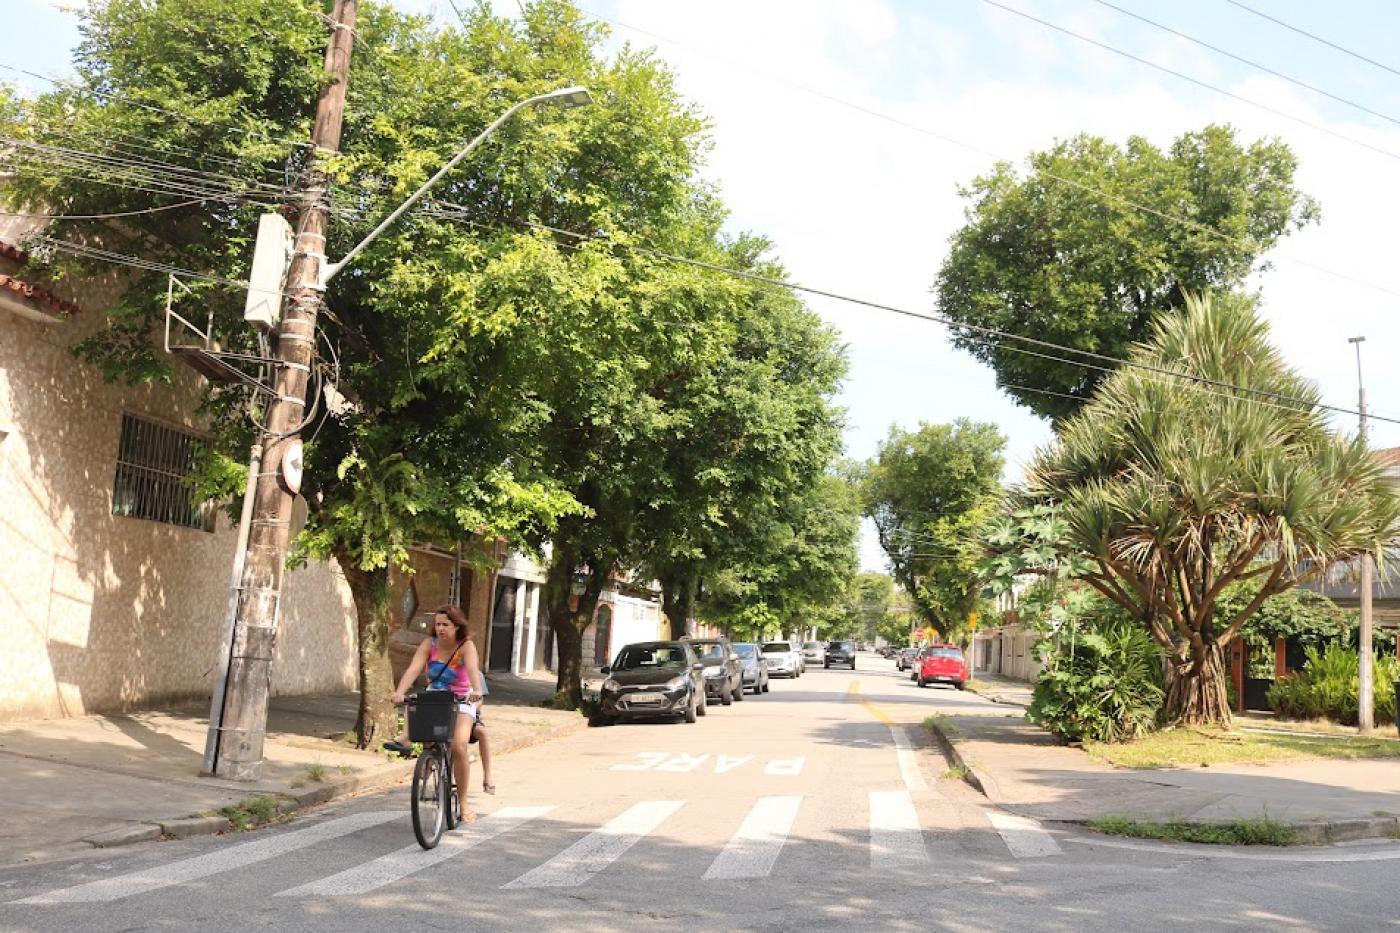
[916,644,968,690]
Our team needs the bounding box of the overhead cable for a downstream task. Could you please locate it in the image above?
[1090,0,1400,128]
[427,204,1400,427]
[1223,1,1400,80]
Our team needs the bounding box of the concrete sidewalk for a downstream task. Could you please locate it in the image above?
[933,676,1400,844]
[0,672,585,866]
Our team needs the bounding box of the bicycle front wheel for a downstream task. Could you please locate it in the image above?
[411,749,448,850]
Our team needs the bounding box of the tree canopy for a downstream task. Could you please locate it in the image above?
[934,125,1319,421]
[863,419,1005,637]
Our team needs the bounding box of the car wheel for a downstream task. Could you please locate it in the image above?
[955,681,966,691]
[684,694,698,723]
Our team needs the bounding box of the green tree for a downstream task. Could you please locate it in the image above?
[863,420,1006,637]
[3,0,732,740]
[1013,292,1398,727]
[935,125,1318,421]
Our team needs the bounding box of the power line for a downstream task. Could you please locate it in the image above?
[1090,0,1400,128]
[577,8,1400,314]
[426,205,1400,427]
[0,199,207,221]
[978,0,1400,163]
[1223,1,1400,80]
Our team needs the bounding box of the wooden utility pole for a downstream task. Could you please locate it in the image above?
[212,0,358,779]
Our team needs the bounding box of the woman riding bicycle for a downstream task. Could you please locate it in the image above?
[389,605,485,823]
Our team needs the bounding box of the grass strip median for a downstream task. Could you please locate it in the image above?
[1087,815,1295,846]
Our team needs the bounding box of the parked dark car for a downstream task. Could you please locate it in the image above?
[597,641,706,724]
[916,644,969,690]
[895,647,917,671]
[824,640,856,669]
[732,643,770,695]
[688,637,745,706]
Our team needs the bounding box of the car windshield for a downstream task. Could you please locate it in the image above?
[690,642,727,662]
[762,642,791,652]
[930,648,964,659]
[733,644,758,658]
[828,642,850,650]
[612,644,688,671]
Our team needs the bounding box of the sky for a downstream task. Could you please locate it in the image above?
[9,0,1400,573]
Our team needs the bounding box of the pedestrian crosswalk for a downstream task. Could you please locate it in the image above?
[10,792,1064,907]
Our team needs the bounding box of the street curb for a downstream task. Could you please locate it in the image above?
[923,718,992,797]
[80,714,587,850]
[921,719,1400,847]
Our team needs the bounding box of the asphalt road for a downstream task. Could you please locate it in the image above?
[4,655,1400,932]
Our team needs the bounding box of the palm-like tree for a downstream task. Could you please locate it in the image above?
[1025,292,1398,726]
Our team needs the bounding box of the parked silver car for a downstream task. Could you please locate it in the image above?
[732,642,771,695]
[761,640,802,678]
[801,641,824,666]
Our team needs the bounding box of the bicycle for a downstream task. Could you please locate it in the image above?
[404,690,462,849]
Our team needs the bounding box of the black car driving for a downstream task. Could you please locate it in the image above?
[597,641,707,724]
[824,640,856,669]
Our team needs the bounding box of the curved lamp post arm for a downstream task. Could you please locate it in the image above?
[321,84,592,285]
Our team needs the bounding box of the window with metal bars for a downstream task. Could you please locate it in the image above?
[111,413,215,531]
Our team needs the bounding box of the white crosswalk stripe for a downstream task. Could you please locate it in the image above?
[703,795,803,880]
[15,811,399,905]
[869,790,928,866]
[275,806,554,897]
[889,725,928,793]
[501,800,685,889]
[986,810,1063,858]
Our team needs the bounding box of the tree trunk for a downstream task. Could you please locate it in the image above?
[1163,641,1232,728]
[340,556,397,748]
[543,548,609,708]
[661,571,695,639]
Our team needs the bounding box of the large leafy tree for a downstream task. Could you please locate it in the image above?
[2,0,739,740]
[1003,292,1398,727]
[935,125,1318,421]
[863,420,1006,635]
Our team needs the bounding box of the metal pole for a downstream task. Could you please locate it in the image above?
[1351,336,1374,731]
[202,440,262,774]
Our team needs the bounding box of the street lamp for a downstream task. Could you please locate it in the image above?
[321,84,593,284]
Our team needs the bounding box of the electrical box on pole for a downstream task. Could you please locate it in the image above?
[243,213,294,330]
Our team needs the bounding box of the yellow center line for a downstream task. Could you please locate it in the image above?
[847,679,895,725]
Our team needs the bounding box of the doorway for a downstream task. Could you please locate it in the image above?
[489,579,517,672]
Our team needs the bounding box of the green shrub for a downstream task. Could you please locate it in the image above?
[1028,614,1164,743]
[1267,644,1399,726]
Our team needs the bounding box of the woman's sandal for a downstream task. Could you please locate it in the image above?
[483,782,496,795]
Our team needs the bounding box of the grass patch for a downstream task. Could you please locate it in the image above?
[303,763,328,784]
[1084,726,1400,769]
[219,795,282,832]
[924,714,959,737]
[1088,815,1295,846]
[941,765,969,781]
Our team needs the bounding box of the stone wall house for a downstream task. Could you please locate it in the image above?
[0,227,364,721]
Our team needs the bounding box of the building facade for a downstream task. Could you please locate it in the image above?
[0,233,360,721]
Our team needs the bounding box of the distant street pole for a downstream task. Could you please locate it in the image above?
[1351,335,1374,731]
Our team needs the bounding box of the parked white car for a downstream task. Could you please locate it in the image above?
[761,640,803,678]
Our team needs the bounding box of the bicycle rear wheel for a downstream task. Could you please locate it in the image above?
[411,748,448,849]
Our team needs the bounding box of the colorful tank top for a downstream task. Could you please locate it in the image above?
[426,638,472,700]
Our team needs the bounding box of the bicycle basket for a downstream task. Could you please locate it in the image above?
[406,690,456,742]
